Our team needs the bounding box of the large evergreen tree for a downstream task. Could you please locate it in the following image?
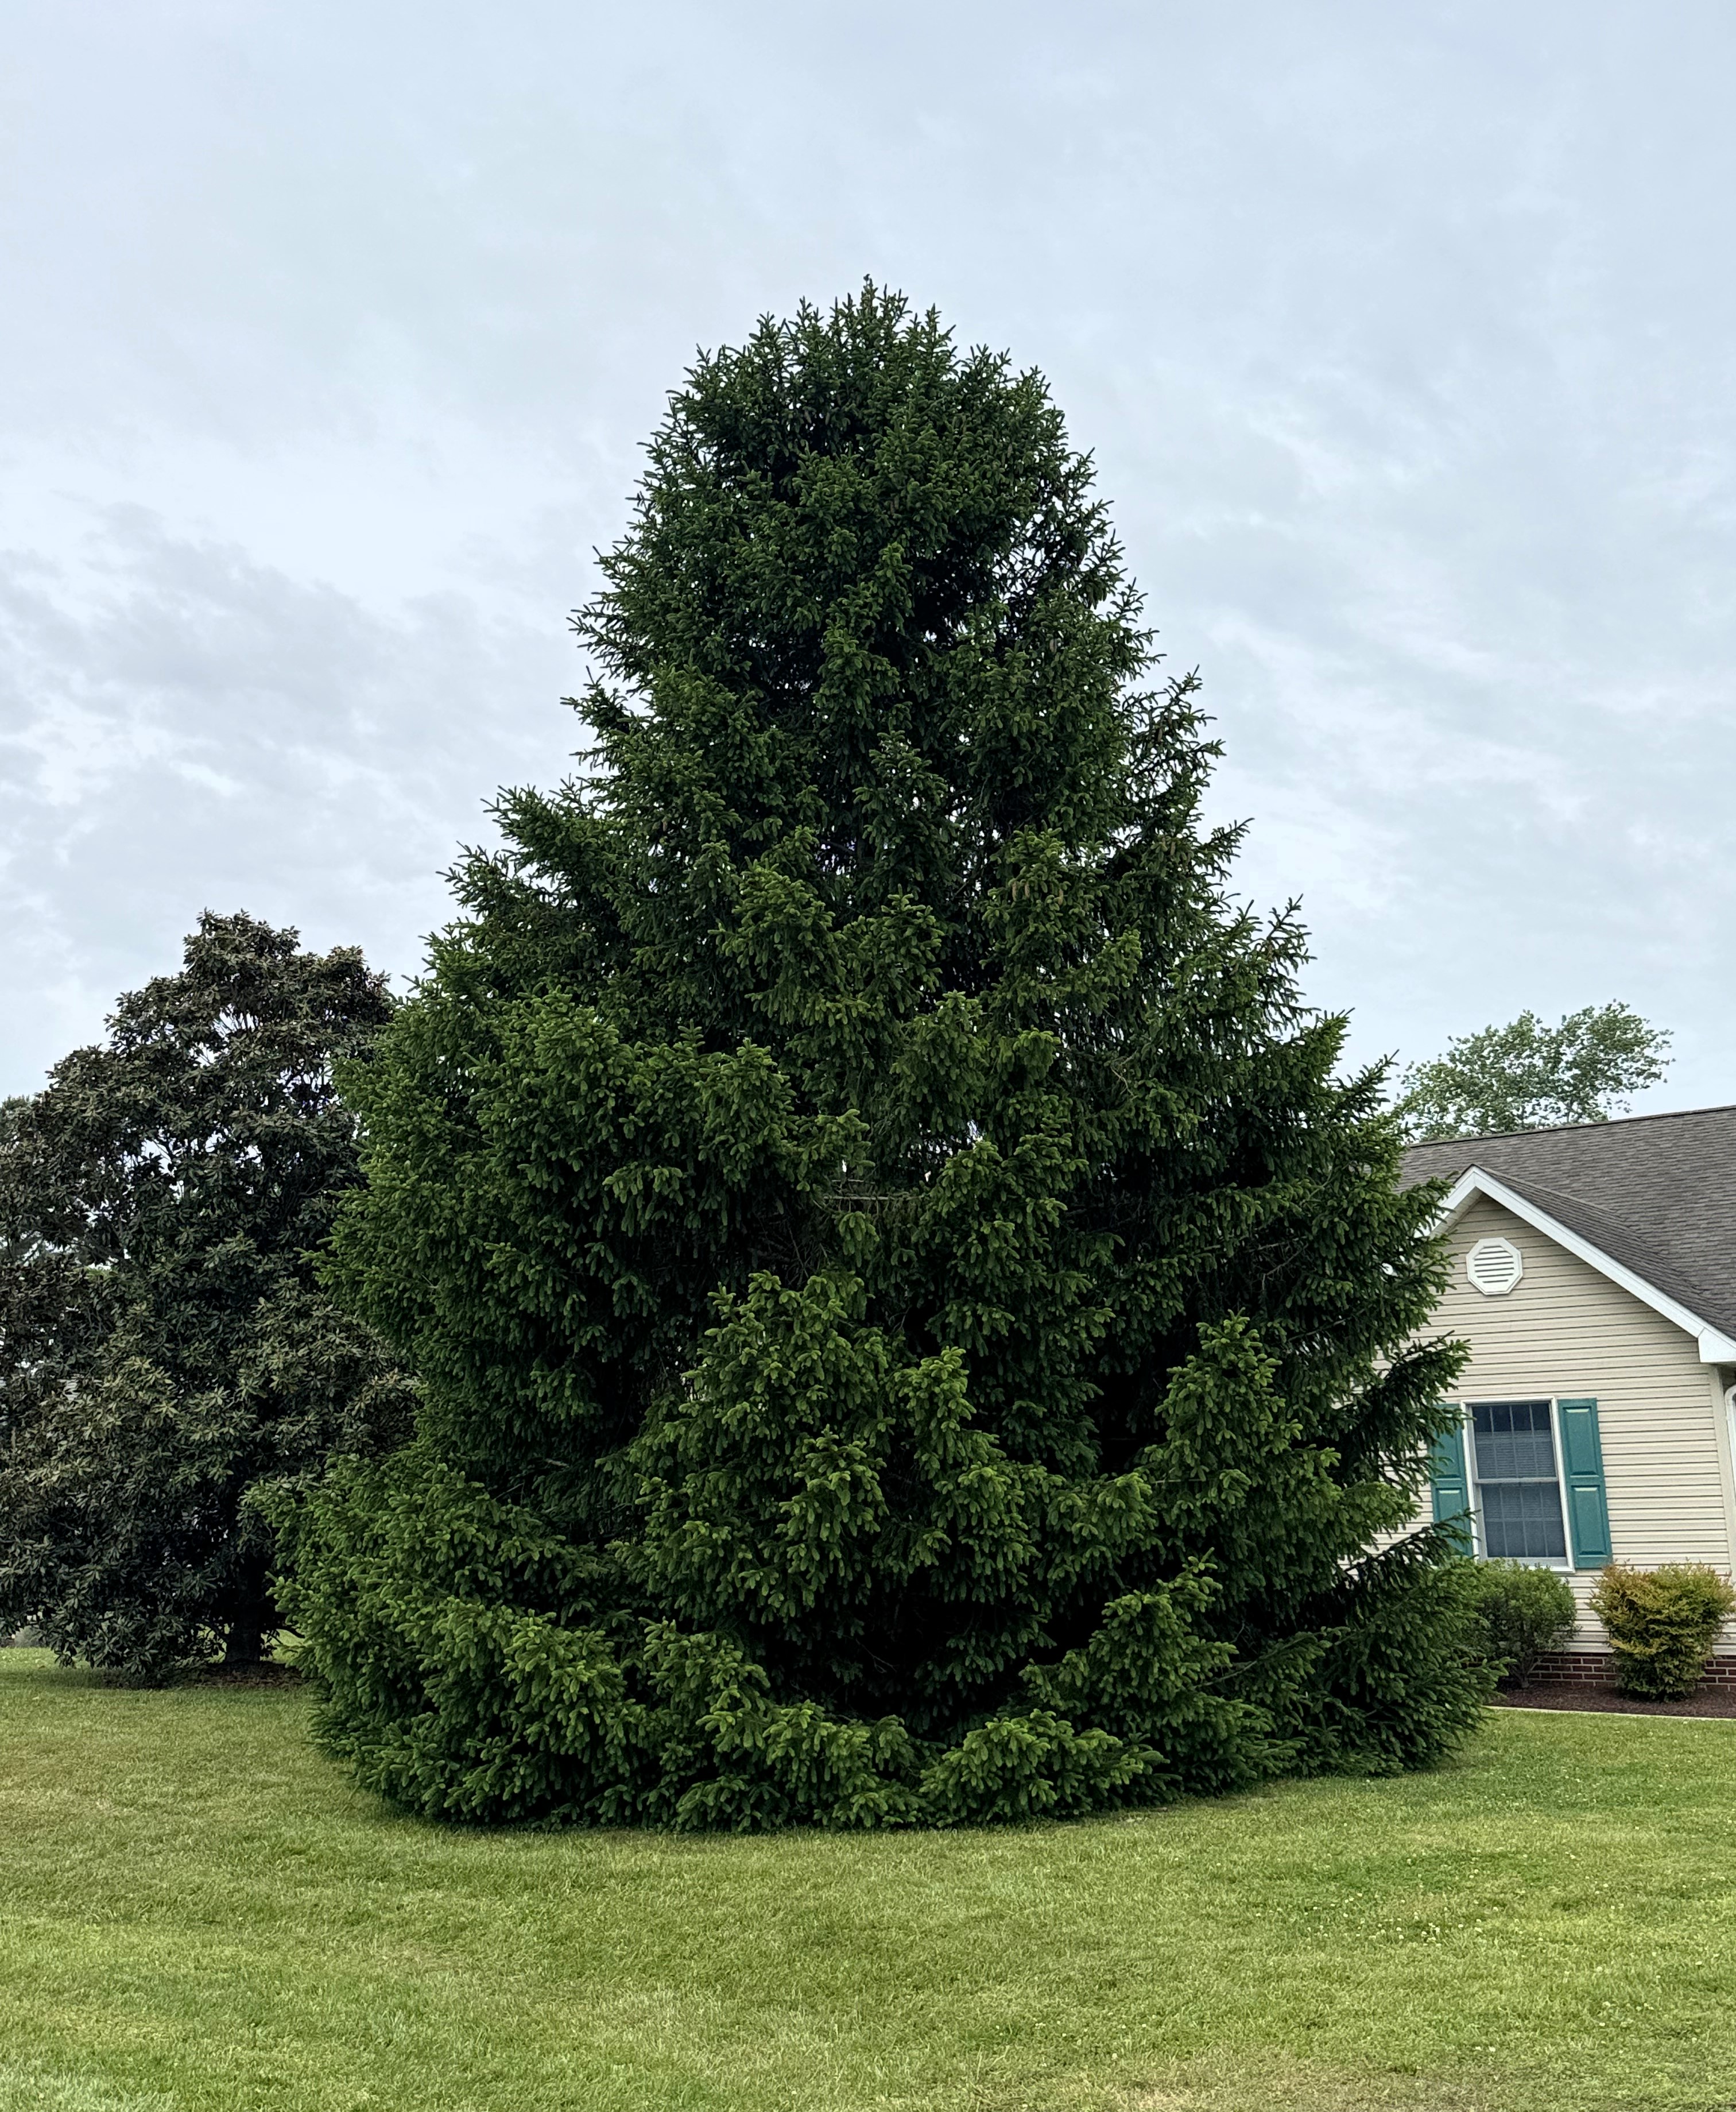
[0,914,413,1680]
[278,287,1479,1827]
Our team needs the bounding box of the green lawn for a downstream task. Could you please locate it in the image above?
[5,1655,1736,2112]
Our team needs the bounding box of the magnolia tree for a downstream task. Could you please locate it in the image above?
[0,915,413,1680]
[277,287,1480,1827]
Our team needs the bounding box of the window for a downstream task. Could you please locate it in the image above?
[1471,1400,1566,1560]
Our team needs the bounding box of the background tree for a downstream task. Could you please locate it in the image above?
[277,285,1482,1829]
[1396,1003,1671,1141]
[0,913,414,1680]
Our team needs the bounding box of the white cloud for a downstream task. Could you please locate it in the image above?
[0,509,578,1083]
[3,0,1736,1114]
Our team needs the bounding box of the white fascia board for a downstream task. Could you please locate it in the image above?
[1435,1166,1736,1366]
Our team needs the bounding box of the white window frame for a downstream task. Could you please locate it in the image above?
[1460,1397,1575,1572]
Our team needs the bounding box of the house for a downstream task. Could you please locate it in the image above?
[1400,1105,1736,1681]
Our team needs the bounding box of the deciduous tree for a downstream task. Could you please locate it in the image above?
[1397,1003,1671,1140]
[0,914,413,1680]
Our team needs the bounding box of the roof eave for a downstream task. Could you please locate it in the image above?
[1435,1166,1736,1367]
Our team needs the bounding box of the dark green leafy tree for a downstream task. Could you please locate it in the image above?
[1397,1003,1671,1142]
[0,914,414,1681]
[277,286,1482,1828]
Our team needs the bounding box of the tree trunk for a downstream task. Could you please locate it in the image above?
[223,1616,264,1668]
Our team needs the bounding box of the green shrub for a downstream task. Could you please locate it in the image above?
[1461,1561,1577,1685]
[1588,1564,1736,1699]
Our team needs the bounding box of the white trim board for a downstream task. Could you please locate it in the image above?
[1435,1166,1736,1367]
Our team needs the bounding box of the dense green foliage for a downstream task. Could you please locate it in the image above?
[279,286,1482,1828]
[0,914,413,1681]
[1396,1003,1671,1140]
[1590,1562,1736,1699]
[1462,1560,1578,1686]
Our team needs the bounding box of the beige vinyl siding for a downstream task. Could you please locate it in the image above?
[1425,1194,1736,1647]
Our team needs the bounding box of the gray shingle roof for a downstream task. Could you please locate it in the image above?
[1400,1105,1736,1343]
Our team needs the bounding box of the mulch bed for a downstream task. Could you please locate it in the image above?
[175,1661,305,1690]
[1493,1681,1736,1718]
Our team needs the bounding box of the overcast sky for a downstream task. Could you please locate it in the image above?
[3,2,1734,1111]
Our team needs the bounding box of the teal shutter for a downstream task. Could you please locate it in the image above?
[1429,1410,1472,1553]
[1556,1398,1611,1569]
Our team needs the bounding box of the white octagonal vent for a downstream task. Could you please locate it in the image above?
[1467,1235,1524,1297]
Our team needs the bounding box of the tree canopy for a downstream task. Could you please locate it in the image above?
[277,286,1482,1828]
[0,912,413,1680]
[1397,1003,1672,1141]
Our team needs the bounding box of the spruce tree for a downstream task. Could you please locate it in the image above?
[278,286,1479,1826]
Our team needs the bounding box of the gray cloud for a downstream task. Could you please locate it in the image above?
[3,0,1735,1105]
[0,510,578,1080]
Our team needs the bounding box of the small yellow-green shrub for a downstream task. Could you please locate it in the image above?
[1588,1563,1736,1699]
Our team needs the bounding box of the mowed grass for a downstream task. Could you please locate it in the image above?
[5,1657,1736,2112]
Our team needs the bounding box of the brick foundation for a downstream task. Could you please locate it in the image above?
[1528,1649,1736,1688]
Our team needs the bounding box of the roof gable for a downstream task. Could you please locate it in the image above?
[1402,1104,1736,1345]
[1438,1165,1736,1365]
